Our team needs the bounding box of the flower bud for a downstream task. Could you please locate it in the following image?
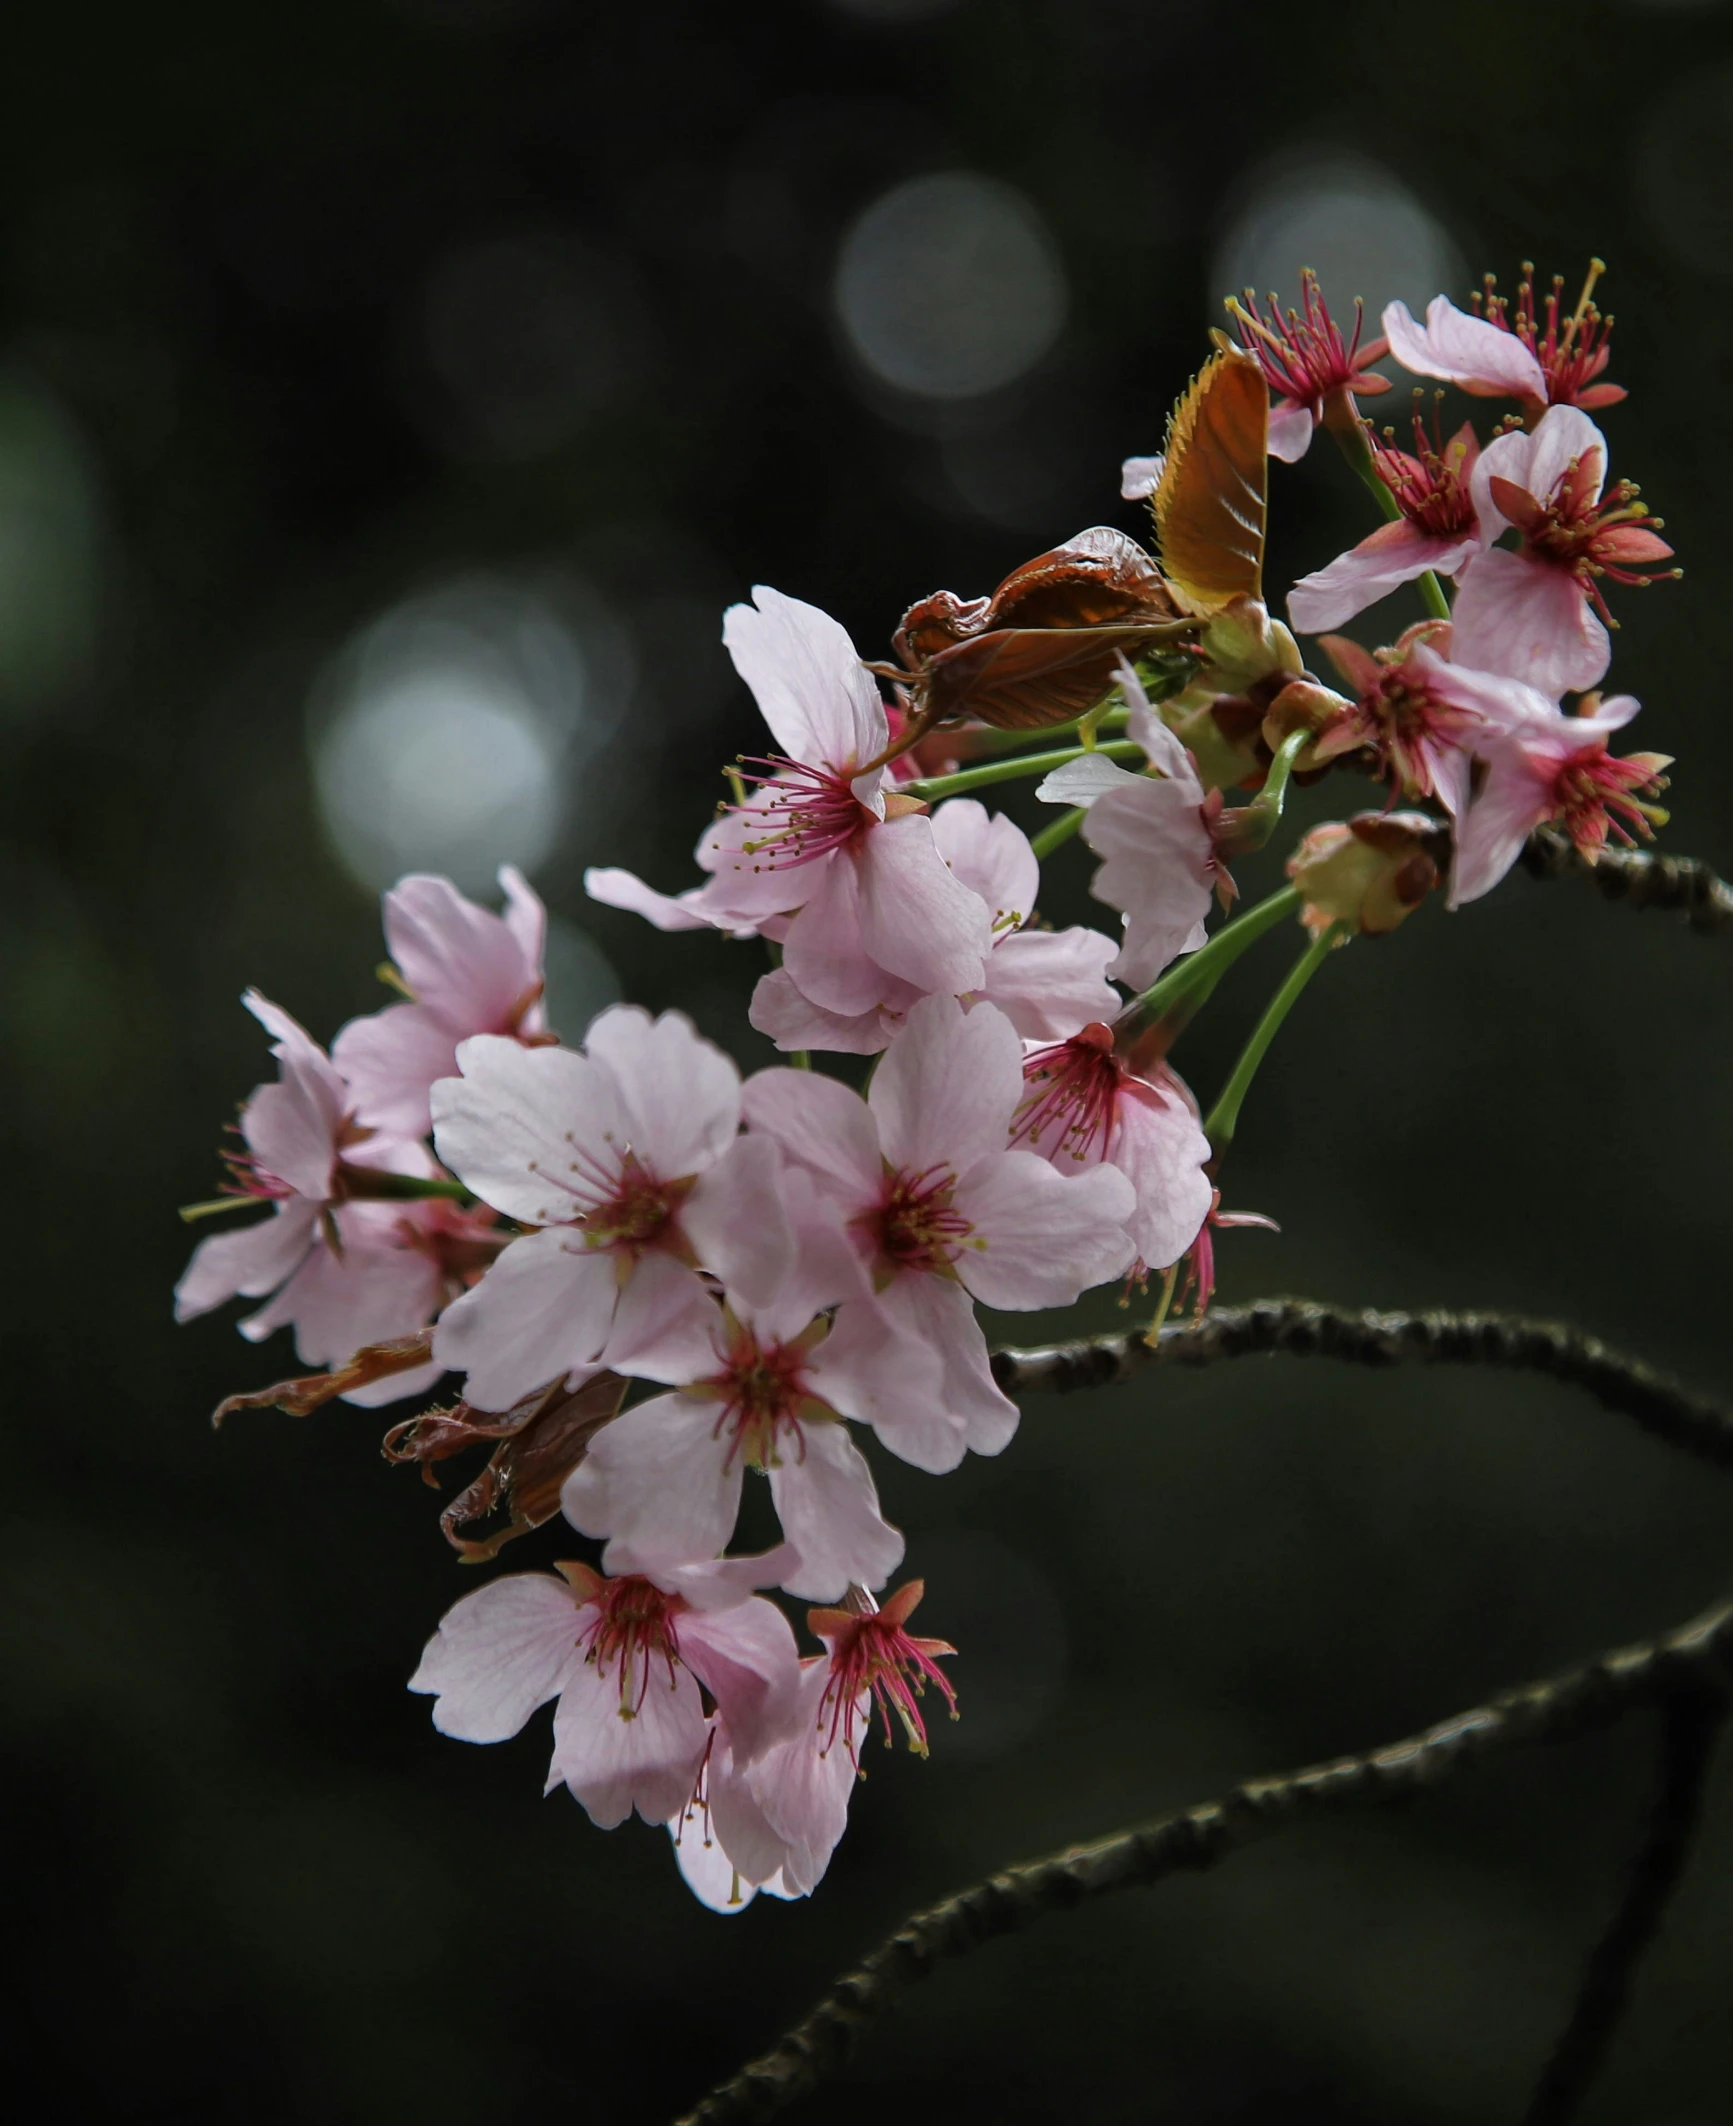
[1196,595,1304,690]
[1260,677,1359,768]
[1287,811,1445,937]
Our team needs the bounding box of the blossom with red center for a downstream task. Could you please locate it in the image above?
[410,1548,803,1830]
[1228,271,1393,463]
[809,1580,957,1758]
[749,797,1120,1056]
[1288,416,1485,636]
[1015,1025,1213,1275]
[1452,405,1676,698]
[1033,660,1226,989]
[1448,690,1669,906]
[1383,263,1623,415]
[176,989,435,1336]
[585,586,991,1019]
[431,1004,783,1412]
[564,1166,912,1600]
[741,994,1136,1473]
[333,867,551,1139]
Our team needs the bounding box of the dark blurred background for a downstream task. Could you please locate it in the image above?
[7,0,1733,2119]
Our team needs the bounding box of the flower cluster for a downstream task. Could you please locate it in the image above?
[183,255,1676,1911]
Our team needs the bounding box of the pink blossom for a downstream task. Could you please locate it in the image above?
[409,1549,803,1830]
[431,1005,774,1411]
[564,1172,913,1601]
[175,990,428,1330]
[1450,406,1675,698]
[1015,1024,1214,1275]
[668,1579,956,1910]
[741,996,1135,1472]
[1036,665,1219,990]
[1448,693,1670,907]
[586,588,991,1014]
[1382,293,1549,402]
[1288,419,1483,635]
[749,798,1120,1055]
[332,867,549,1138]
[1230,271,1392,463]
[1120,453,1165,501]
[1383,267,1624,413]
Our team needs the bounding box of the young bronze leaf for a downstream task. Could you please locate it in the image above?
[1153,345,1269,615]
[922,619,1198,730]
[212,1329,436,1426]
[983,526,1182,631]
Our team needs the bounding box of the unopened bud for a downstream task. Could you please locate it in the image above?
[1287,811,1445,937]
[1197,596,1304,690]
[1168,693,1266,793]
[1261,678,1358,769]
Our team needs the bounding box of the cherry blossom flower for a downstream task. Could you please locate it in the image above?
[1036,664,1223,989]
[1383,264,1623,414]
[430,1006,775,1411]
[175,991,428,1331]
[741,995,1136,1470]
[409,1549,804,1830]
[563,1173,914,1601]
[1120,452,1165,502]
[668,1580,955,1911]
[1228,271,1392,462]
[1449,693,1669,907]
[1288,418,1483,635]
[1450,405,1675,698]
[585,587,991,1015]
[1015,1023,1213,1275]
[333,867,549,1138]
[749,798,1120,1055]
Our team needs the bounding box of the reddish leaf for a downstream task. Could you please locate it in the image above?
[212,1330,436,1427]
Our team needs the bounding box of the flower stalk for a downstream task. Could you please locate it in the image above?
[1203,919,1347,1148]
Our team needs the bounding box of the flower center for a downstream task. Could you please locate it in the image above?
[1012,1024,1121,1165]
[1231,269,1373,410]
[1371,416,1477,538]
[708,1329,820,1470]
[1473,260,1617,409]
[808,1594,958,1760]
[868,1163,971,1274]
[1548,747,1670,857]
[1367,674,1479,798]
[725,756,871,873]
[579,1574,683,1719]
[526,1141,681,1253]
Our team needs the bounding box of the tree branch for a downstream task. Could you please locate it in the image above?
[675,1600,1733,2126]
[1521,1686,1727,2126]
[1522,826,1733,934]
[989,1298,1733,1473]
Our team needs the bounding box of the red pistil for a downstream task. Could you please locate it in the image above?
[1490,455,1677,622]
[866,1162,972,1274]
[1371,410,1478,538]
[1012,1023,1121,1164]
[809,1580,957,1759]
[726,756,871,872]
[1231,269,1391,417]
[567,1565,684,1720]
[1471,260,1625,412]
[1547,744,1671,862]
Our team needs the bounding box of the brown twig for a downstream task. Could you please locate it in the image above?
[1521,1686,1728,2126]
[675,1599,1733,2125]
[988,1298,1733,1473]
[1522,826,1733,933]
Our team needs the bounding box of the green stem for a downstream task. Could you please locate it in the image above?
[1132,885,1299,1023]
[1249,726,1308,822]
[1030,807,1087,860]
[952,706,1131,757]
[903,739,1145,804]
[339,1169,472,1203]
[1328,412,1451,622]
[1203,920,1346,1147]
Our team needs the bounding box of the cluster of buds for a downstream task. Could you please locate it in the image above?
[181,254,1676,1911]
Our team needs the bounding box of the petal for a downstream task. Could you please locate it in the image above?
[599,1250,721,1382]
[1120,453,1165,500]
[433,1227,620,1411]
[583,865,728,934]
[721,586,888,780]
[779,849,888,1018]
[408,1572,581,1744]
[767,1421,904,1602]
[812,1298,962,1474]
[432,1036,613,1225]
[927,799,1038,928]
[241,1210,443,1371]
[976,926,1121,1042]
[1525,404,1608,508]
[1081,779,1215,991]
[550,1645,708,1830]
[747,1663,857,1892]
[240,1074,340,1205]
[1034,754,1148,808]
[951,1149,1136,1307]
[582,1005,742,1182]
[870,992,1025,1174]
[740,1066,882,1210]
[173,1199,320,1322]
[1266,400,1315,463]
[677,1597,803,1763]
[567,1393,744,1568]
[498,866,548,1025]
[668,1806,763,1913]
[747,968,898,1056]
[1448,742,1555,907]
[1105,1079,1216,1270]
[854,815,993,1000]
[380,872,537,1035]
[1450,549,1610,697]
[1287,522,1479,636]
[1381,296,1546,399]
[681,1134,798,1312]
[331,1003,461,1139]
[869,1275,1018,1459]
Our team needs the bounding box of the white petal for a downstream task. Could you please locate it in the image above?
[747,967,897,1056]
[1034,754,1148,809]
[779,849,887,1018]
[928,799,1038,928]
[433,1227,619,1411]
[869,992,1024,1174]
[432,1036,613,1225]
[767,1421,904,1602]
[567,1393,744,1568]
[408,1572,581,1743]
[1381,296,1546,399]
[583,1005,742,1181]
[550,1645,708,1830]
[721,586,888,778]
[1120,452,1165,500]
[1082,779,1215,991]
[952,1149,1136,1307]
[1287,523,1479,636]
[812,1299,962,1474]
[681,1134,799,1311]
[976,927,1121,1042]
[739,1066,882,1211]
[854,815,993,999]
[870,1273,1018,1458]
[380,872,536,1035]
[1450,549,1609,698]
[677,1598,803,1764]
[1525,404,1607,508]
[331,1003,461,1139]
[1105,1080,1215,1271]
[583,865,727,933]
[174,1199,321,1323]
[1266,400,1315,463]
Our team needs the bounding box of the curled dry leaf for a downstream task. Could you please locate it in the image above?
[211,1330,436,1427]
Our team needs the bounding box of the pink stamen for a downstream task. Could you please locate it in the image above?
[724,756,871,873]
[578,1574,684,1719]
[1012,1025,1121,1164]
